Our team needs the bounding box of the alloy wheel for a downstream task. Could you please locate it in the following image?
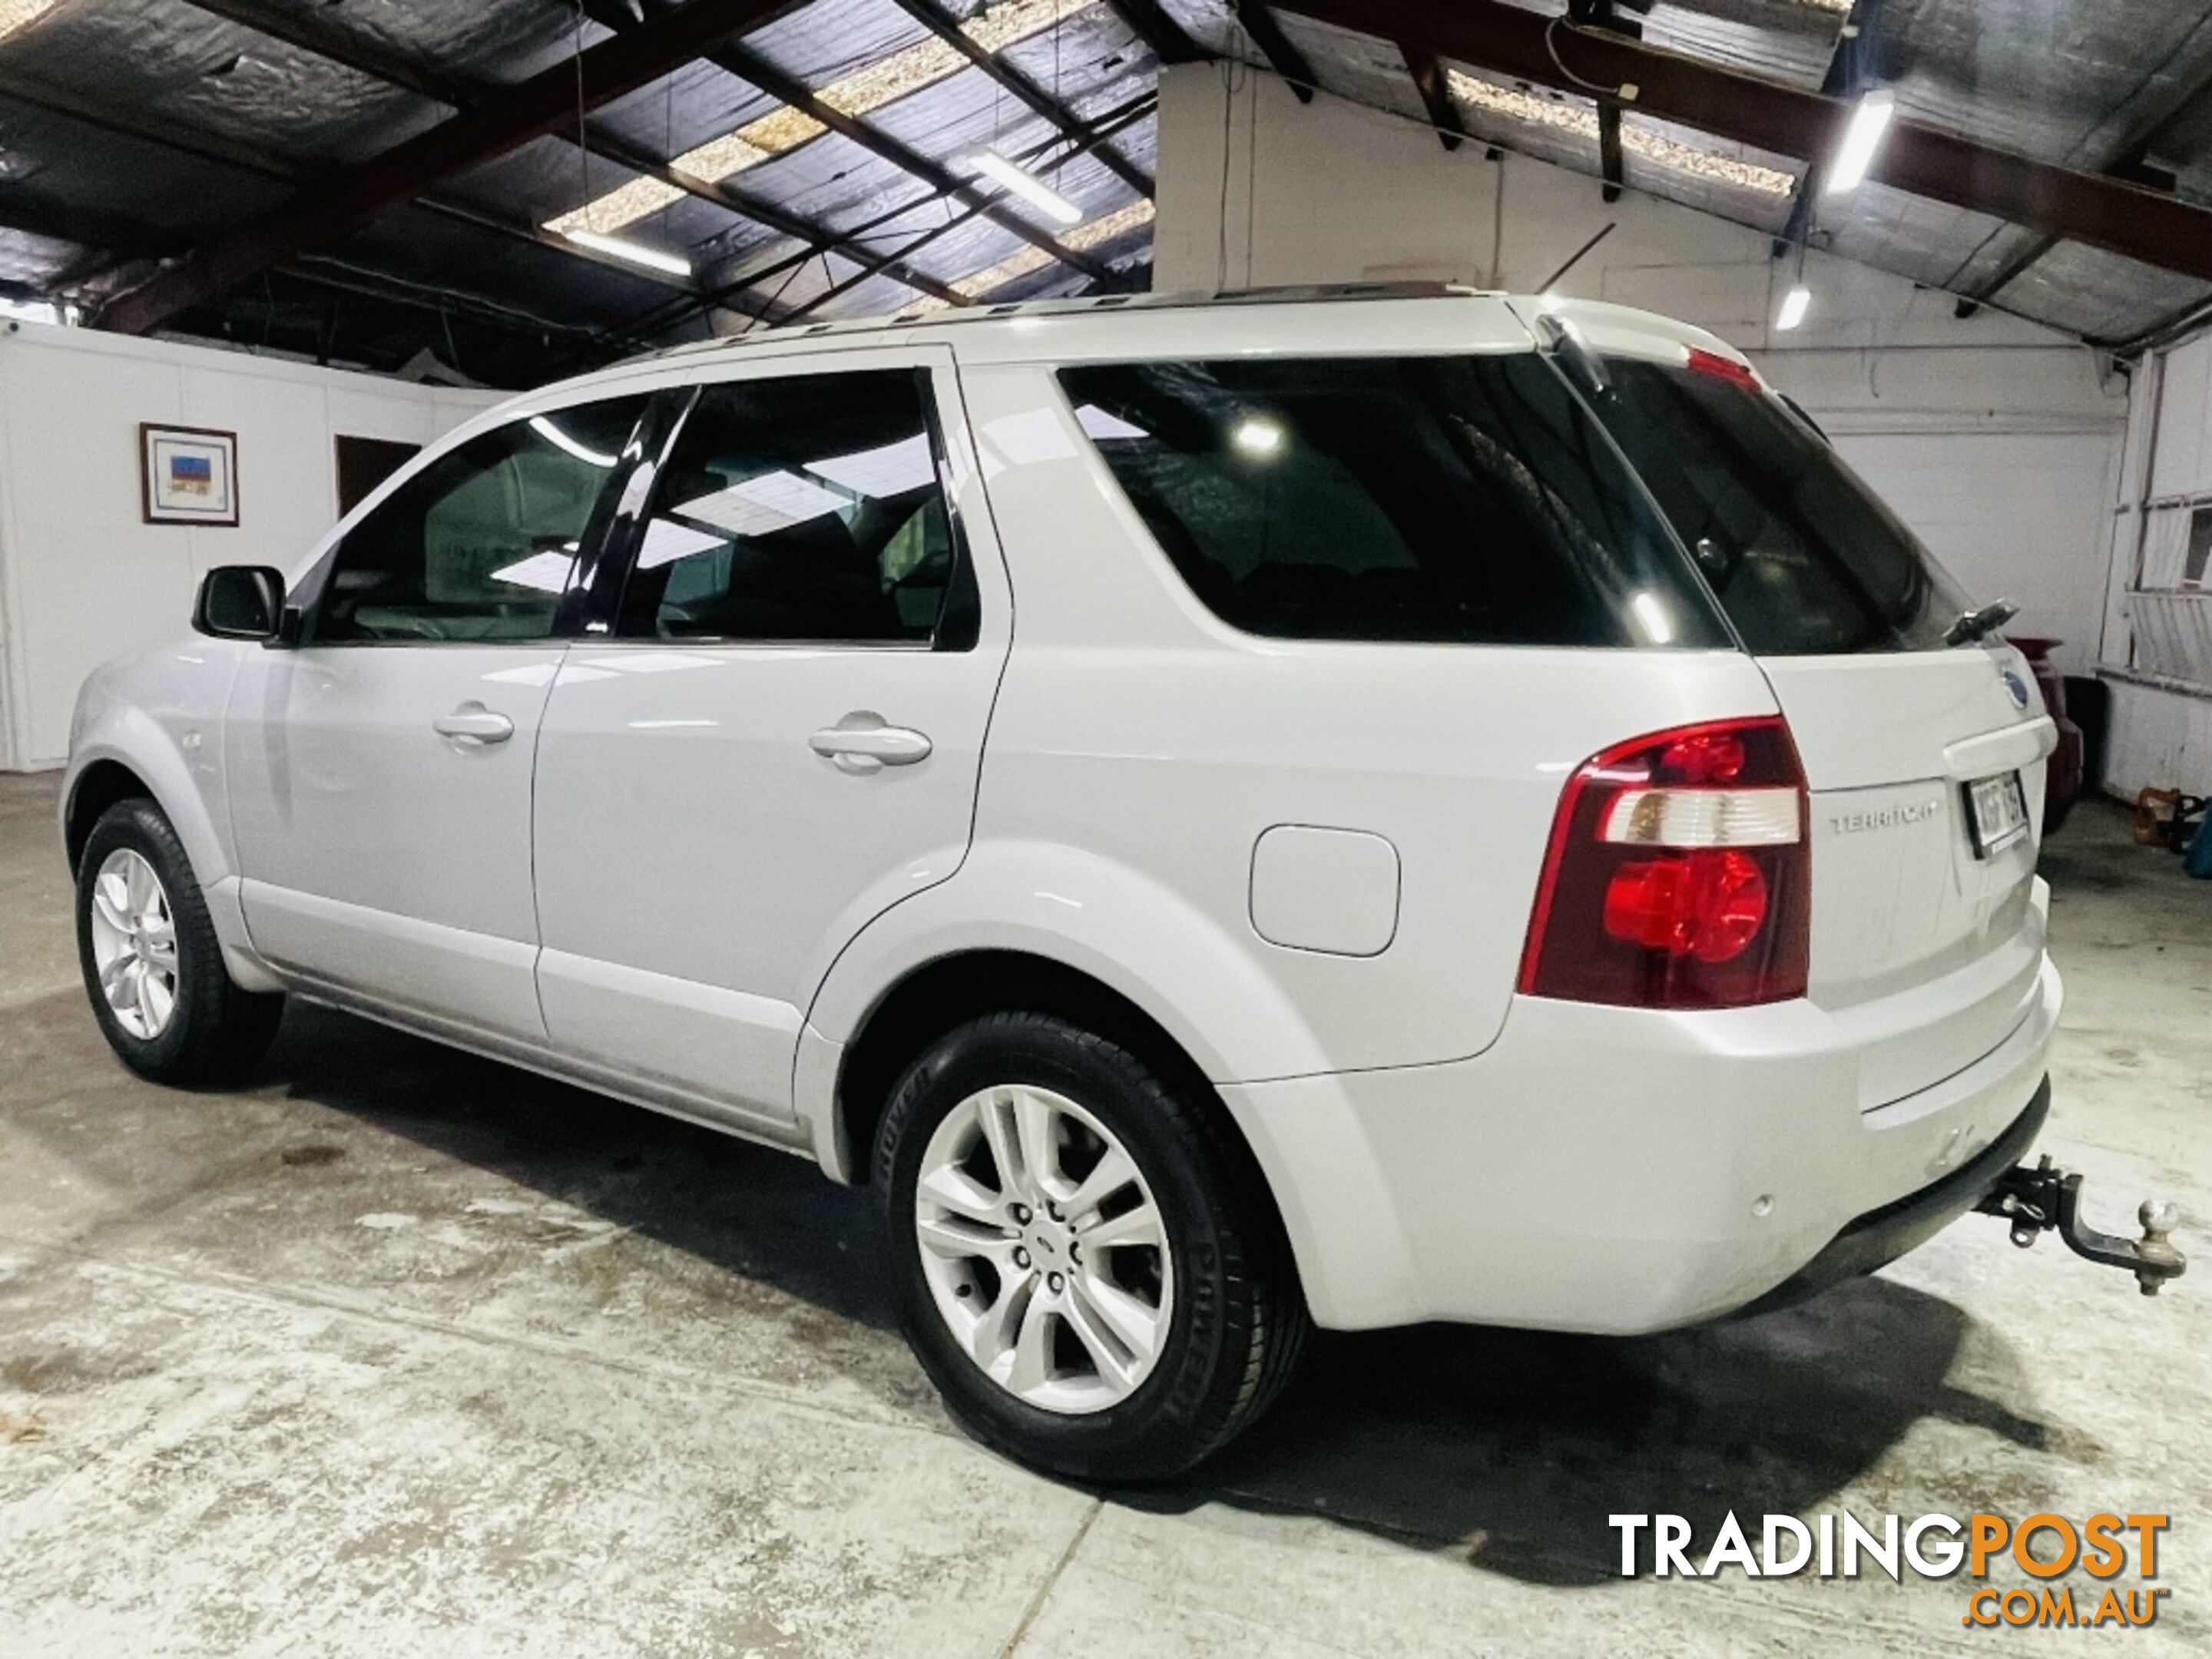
[88,848,180,1040]
[912,1083,1174,1414]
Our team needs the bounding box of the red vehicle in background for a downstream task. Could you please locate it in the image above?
[2008,636,2085,832]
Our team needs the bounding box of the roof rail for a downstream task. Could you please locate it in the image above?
[624,280,1494,363]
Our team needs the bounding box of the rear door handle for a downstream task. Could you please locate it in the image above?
[809,714,932,775]
[432,704,515,747]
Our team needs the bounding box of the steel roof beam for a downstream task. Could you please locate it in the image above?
[1101,0,1206,66]
[1958,32,2212,313]
[96,0,815,335]
[164,0,963,310]
[1237,4,1317,103]
[1399,43,1462,151]
[634,91,1158,336]
[1276,0,2212,290]
[882,0,1155,200]
[589,0,1109,283]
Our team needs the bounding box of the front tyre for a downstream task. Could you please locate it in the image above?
[76,798,283,1084]
[878,1012,1307,1482]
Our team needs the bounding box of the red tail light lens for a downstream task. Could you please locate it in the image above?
[1518,717,1810,1008]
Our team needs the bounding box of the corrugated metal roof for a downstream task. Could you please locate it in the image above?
[0,0,2207,379]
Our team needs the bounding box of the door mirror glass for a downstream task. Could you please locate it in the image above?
[194,565,286,641]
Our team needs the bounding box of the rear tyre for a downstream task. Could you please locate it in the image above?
[877,1012,1307,1482]
[76,798,283,1085]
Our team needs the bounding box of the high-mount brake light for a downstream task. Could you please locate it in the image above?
[1684,348,1760,390]
[1518,717,1810,1008]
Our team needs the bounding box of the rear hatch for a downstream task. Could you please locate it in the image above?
[1537,302,2055,1108]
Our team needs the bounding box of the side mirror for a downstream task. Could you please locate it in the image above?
[194,565,286,642]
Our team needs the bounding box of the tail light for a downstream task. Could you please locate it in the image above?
[1518,717,1810,1008]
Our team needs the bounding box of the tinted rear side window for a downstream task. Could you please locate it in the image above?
[1058,356,1731,648]
[1585,358,1969,654]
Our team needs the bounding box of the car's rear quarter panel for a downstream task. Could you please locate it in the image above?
[948,354,1787,1079]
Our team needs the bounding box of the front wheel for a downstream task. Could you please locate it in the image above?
[877,1012,1307,1482]
[76,798,283,1084]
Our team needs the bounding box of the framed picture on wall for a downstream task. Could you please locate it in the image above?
[140,424,239,527]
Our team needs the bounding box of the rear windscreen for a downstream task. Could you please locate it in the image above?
[1584,356,1969,654]
[1057,355,1732,648]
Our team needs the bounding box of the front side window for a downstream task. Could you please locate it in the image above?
[620,369,964,644]
[1057,354,1732,648]
[313,396,647,644]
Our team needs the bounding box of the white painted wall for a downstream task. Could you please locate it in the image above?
[1155,65,2129,675]
[0,323,496,770]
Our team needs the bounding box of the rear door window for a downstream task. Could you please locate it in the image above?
[618,369,969,646]
[1583,356,1970,654]
[1058,355,1731,648]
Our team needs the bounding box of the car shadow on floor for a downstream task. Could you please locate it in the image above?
[263,1003,2069,1588]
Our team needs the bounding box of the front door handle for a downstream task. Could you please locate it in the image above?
[809,713,932,775]
[432,703,515,747]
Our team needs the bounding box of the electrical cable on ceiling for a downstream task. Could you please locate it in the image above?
[1545,17,1638,103]
[1245,59,1259,287]
[572,0,591,230]
[1215,58,1239,293]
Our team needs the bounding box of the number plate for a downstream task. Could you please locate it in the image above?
[1965,771,2031,859]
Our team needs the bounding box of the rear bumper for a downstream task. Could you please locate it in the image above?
[1737,1075,2049,1316]
[1217,952,2063,1333]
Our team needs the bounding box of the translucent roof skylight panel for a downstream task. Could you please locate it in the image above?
[733,0,937,97]
[7,0,441,167]
[1439,65,1617,177]
[1614,109,1802,224]
[586,60,789,170]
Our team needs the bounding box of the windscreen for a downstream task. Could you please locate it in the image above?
[1584,356,1970,654]
[1058,354,1733,649]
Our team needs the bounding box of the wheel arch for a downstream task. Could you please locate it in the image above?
[833,949,1228,1186]
[65,758,157,874]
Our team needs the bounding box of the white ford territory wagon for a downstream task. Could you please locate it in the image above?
[65,289,2069,1479]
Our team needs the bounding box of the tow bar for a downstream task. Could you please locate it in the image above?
[1977,1156,2188,1294]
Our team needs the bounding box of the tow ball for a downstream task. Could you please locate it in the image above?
[1976,1156,2188,1294]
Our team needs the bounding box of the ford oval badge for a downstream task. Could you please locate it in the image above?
[2002,667,2032,710]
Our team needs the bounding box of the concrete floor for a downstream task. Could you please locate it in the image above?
[1,769,2206,1658]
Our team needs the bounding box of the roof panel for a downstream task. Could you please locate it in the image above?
[240,0,590,86]
[6,0,444,167]
[1997,240,2212,345]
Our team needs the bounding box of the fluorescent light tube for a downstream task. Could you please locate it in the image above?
[565,227,692,277]
[1823,88,1896,195]
[1776,284,1812,331]
[529,416,618,468]
[967,151,1082,225]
